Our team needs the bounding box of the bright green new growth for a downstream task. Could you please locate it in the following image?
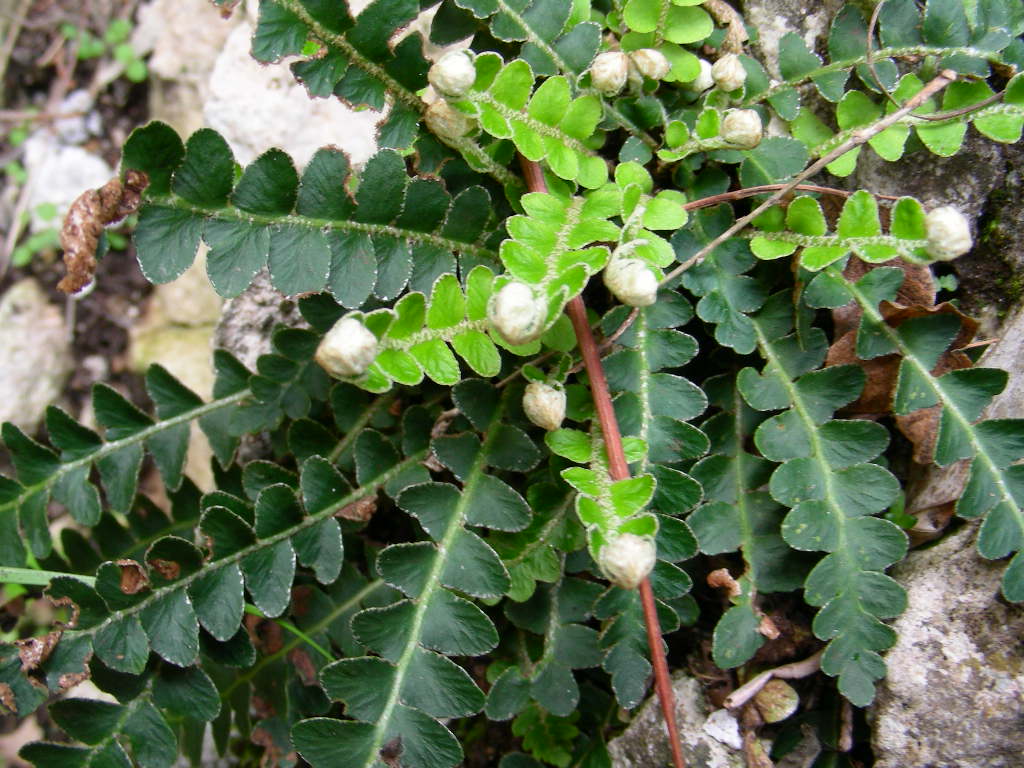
[4,0,1024,767]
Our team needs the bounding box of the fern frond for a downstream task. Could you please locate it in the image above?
[121,123,502,301]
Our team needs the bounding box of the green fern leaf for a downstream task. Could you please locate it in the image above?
[122,123,501,301]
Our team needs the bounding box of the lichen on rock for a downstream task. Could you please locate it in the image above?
[871,523,1024,768]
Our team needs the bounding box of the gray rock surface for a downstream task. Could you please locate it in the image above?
[0,279,73,432]
[881,299,1024,765]
[606,675,744,768]
[740,0,844,78]
[213,270,309,372]
[133,0,242,137]
[130,250,222,491]
[851,133,1008,221]
[22,132,112,234]
[954,142,1024,328]
[871,523,1024,767]
[204,21,380,168]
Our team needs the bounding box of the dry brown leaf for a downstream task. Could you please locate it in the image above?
[825,259,979,463]
[148,558,180,582]
[115,559,149,594]
[58,170,148,294]
[287,648,318,685]
[338,496,377,522]
[251,724,297,768]
[15,632,60,671]
[707,568,741,598]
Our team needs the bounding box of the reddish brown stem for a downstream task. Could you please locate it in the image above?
[565,298,630,479]
[566,295,685,768]
[683,182,901,211]
[520,157,685,768]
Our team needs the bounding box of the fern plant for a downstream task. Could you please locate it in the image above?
[3,0,1024,766]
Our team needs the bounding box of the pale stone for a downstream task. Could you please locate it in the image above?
[152,245,223,326]
[740,0,843,79]
[870,524,1024,767]
[607,673,744,767]
[133,0,243,136]
[703,708,743,749]
[0,279,73,433]
[130,253,222,492]
[22,134,112,233]
[204,22,380,168]
[130,323,217,491]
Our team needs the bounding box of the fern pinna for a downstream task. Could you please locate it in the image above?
[3,0,1024,766]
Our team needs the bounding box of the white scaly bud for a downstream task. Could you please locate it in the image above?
[711,53,747,92]
[315,316,378,378]
[604,258,658,307]
[630,48,671,81]
[590,51,630,95]
[925,206,973,261]
[424,100,475,141]
[721,109,763,149]
[522,381,566,431]
[598,534,657,590]
[689,58,714,92]
[488,281,547,345]
[427,49,476,99]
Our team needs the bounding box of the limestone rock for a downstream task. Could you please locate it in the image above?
[133,0,242,136]
[22,133,112,234]
[130,322,217,491]
[0,279,73,433]
[151,245,224,327]
[130,252,222,490]
[213,270,309,372]
[740,0,844,78]
[851,132,1006,224]
[606,674,744,768]
[204,22,379,168]
[870,523,1024,767]
[52,89,103,146]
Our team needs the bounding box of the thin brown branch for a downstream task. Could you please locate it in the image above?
[722,649,823,709]
[703,0,747,53]
[565,297,632,479]
[518,155,686,768]
[0,0,31,99]
[867,1,1003,122]
[867,0,902,112]
[683,183,901,211]
[591,183,902,346]
[660,68,958,285]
